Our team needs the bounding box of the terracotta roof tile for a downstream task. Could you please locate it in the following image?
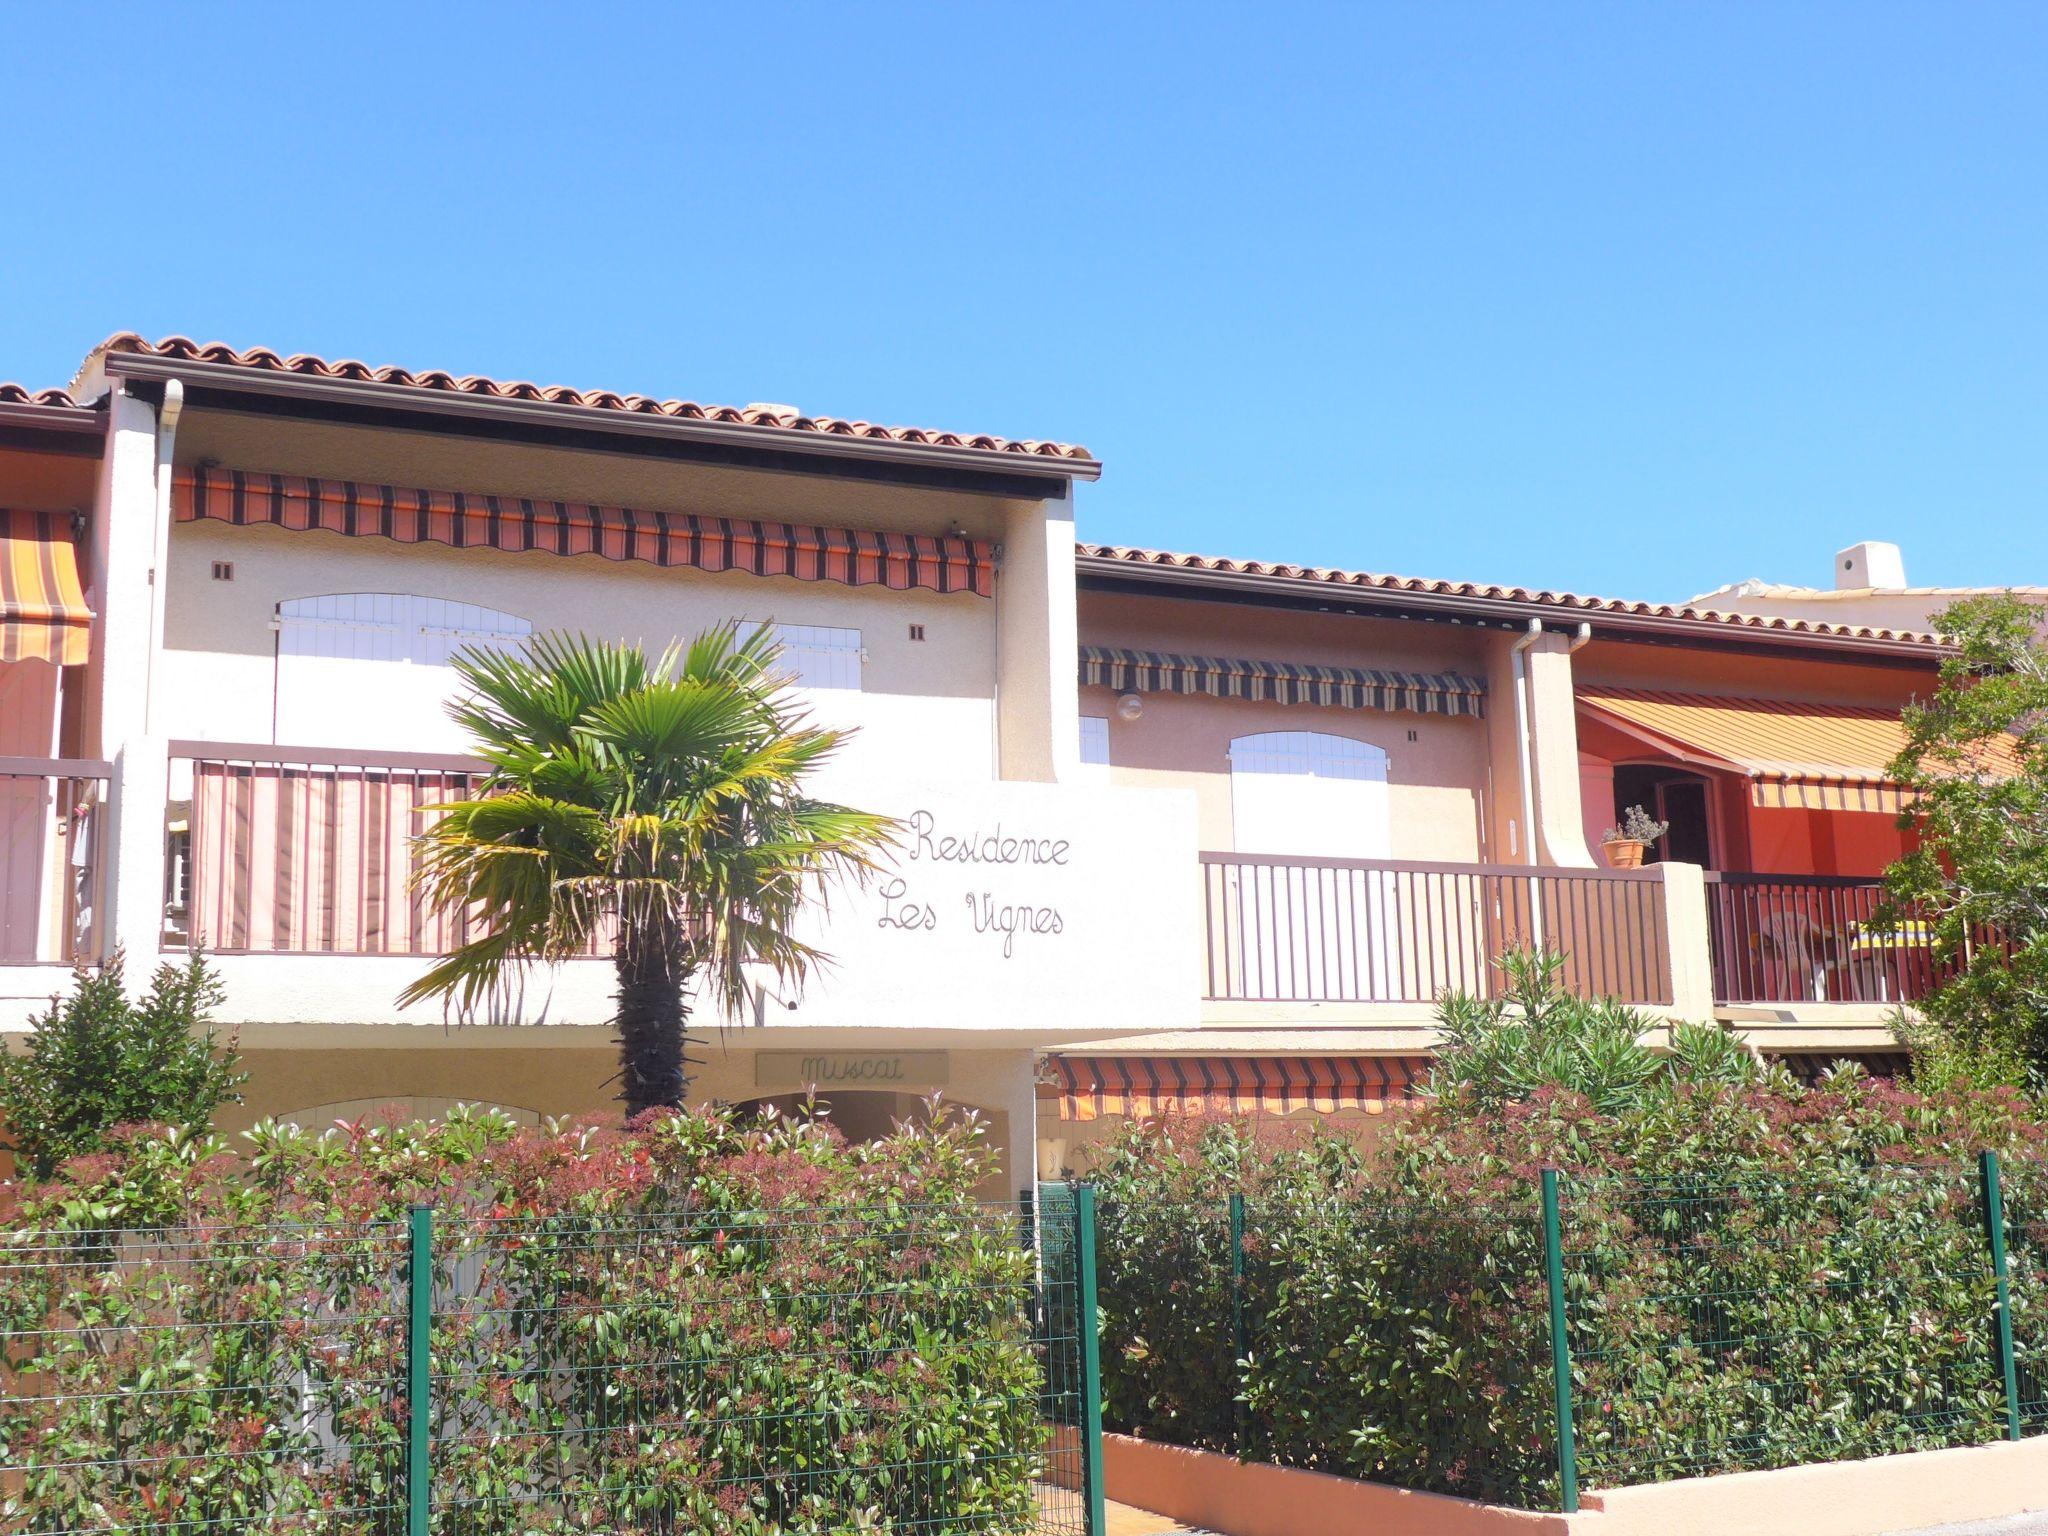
[0,383,87,409]
[88,334,1097,466]
[1078,542,1949,649]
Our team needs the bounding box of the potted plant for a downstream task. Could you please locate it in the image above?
[1599,804,1668,868]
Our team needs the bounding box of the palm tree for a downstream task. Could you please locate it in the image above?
[398,627,895,1117]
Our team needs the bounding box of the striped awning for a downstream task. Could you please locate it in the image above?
[175,466,995,597]
[1768,1051,1912,1086]
[1577,688,2023,815]
[1,508,92,666]
[1079,646,1486,718]
[1050,1055,1428,1122]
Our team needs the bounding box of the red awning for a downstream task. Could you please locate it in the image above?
[0,508,92,666]
[175,465,996,596]
[1049,1055,1426,1122]
[1577,687,2023,814]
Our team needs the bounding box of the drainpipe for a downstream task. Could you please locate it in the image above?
[1510,619,1543,865]
[144,379,184,735]
[1511,618,1547,955]
[989,540,1005,780]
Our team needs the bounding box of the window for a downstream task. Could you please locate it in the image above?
[274,594,531,751]
[1228,731,1390,858]
[1078,715,1110,766]
[749,622,863,691]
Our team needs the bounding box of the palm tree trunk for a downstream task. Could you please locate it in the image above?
[614,925,696,1118]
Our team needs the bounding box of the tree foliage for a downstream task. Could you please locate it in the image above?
[402,628,895,1116]
[1430,947,1758,1114]
[3,1106,1044,1535]
[1089,1067,2048,1507]
[1886,594,2048,1079]
[0,952,244,1181]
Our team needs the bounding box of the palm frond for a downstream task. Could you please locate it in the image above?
[406,626,898,1037]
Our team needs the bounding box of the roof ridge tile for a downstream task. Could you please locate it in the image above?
[1077,541,1948,649]
[88,333,1096,464]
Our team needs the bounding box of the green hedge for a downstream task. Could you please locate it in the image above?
[1089,1072,2048,1509]
[1,1108,1054,1536]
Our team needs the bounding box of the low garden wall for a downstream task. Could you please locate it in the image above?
[1105,1430,2048,1536]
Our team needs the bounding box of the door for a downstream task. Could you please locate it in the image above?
[1653,778,1713,866]
[1226,732,1396,998]
[274,594,532,753]
[0,660,61,961]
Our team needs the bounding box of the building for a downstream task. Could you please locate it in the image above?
[0,335,2000,1186]
[1042,542,1975,1165]
[1692,539,2048,634]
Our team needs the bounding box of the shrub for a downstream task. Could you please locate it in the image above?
[1431,948,1757,1114]
[1087,1071,2048,1508]
[1,1104,1047,1536]
[0,952,244,1181]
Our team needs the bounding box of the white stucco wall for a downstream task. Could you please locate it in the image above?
[159,520,1002,783]
[151,775,1201,1038]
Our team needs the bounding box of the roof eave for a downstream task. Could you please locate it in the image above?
[98,349,1102,488]
[1076,551,1950,663]
[0,398,102,436]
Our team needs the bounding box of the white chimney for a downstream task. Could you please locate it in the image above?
[1835,541,1906,591]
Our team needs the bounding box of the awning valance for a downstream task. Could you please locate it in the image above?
[1767,1051,1912,1085]
[1576,687,2022,814]
[1049,1055,1427,1122]
[174,466,995,596]
[1080,646,1486,718]
[1,508,92,666]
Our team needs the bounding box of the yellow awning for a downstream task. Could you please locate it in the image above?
[1576,687,2021,814]
[0,508,92,666]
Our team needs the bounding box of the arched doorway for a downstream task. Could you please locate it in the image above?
[734,1089,926,1145]
[271,1096,542,1131]
[1224,731,1397,998]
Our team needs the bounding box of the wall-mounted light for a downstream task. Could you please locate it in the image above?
[1116,692,1144,721]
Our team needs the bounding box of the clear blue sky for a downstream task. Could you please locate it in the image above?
[5,5,2044,603]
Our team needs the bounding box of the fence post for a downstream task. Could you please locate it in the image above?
[1228,1191,1249,1458]
[1982,1151,2022,1441]
[407,1204,433,1536]
[1076,1184,1107,1536]
[1541,1169,1579,1514]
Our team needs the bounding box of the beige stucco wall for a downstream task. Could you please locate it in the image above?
[1573,636,1937,708]
[224,1037,1039,1199]
[1077,592,1495,858]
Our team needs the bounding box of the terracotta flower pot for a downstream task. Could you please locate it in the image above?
[1603,838,1647,869]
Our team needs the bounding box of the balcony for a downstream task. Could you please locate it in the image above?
[1704,873,1958,1006]
[1199,853,1673,1007]
[162,742,1201,1037]
[0,756,107,970]
[1199,853,1962,1023]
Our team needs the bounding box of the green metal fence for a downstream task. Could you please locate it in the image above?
[1087,1155,2048,1514]
[1,1199,1103,1536]
[1546,1157,2026,1510]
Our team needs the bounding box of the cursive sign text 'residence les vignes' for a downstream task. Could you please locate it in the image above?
[874,808,1068,958]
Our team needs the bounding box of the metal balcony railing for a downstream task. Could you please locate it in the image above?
[1704,872,1964,1005]
[0,755,109,966]
[1200,853,1672,1006]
